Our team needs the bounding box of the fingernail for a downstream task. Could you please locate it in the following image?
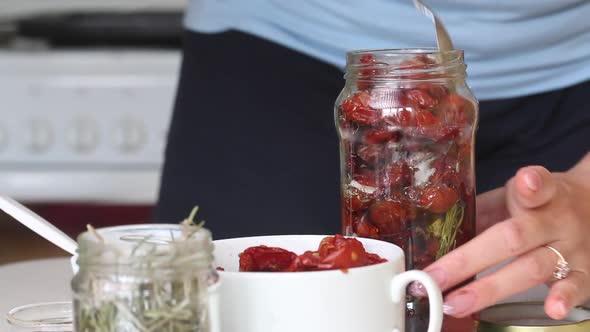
[553,300,568,318]
[524,170,542,192]
[443,290,477,316]
[425,267,447,289]
[442,303,454,315]
[409,282,427,297]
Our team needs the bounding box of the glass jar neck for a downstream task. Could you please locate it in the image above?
[76,224,214,274]
[344,48,467,84]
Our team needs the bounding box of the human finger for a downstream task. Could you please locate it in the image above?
[510,166,557,210]
[441,245,563,317]
[545,271,590,320]
[424,215,559,292]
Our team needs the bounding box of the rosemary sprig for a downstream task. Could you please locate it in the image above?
[428,203,465,259]
[181,206,206,239]
[86,224,104,242]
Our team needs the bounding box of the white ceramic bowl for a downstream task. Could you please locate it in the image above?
[213,235,443,332]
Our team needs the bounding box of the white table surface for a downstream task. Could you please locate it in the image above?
[0,258,72,331]
[1,258,586,331]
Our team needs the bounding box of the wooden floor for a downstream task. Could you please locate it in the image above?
[0,204,154,266]
[0,212,68,265]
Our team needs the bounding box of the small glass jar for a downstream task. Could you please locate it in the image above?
[6,301,73,331]
[335,49,478,332]
[71,224,219,332]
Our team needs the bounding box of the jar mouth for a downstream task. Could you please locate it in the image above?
[347,47,463,57]
[76,224,214,271]
[345,47,466,82]
[7,302,73,331]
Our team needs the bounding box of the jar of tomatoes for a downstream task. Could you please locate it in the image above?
[335,49,478,332]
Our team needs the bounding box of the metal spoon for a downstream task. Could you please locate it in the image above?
[413,0,454,51]
[0,195,78,255]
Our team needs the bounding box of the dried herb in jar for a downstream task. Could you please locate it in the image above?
[72,207,218,332]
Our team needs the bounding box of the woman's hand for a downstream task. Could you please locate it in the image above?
[423,152,590,319]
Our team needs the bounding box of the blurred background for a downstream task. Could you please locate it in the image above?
[0,0,186,264]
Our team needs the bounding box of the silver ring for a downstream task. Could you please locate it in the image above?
[545,245,571,281]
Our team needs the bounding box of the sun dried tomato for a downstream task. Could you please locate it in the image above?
[416,83,448,100]
[287,250,322,272]
[354,168,378,187]
[406,89,437,109]
[343,169,377,212]
[436,93,475,126]
[316,235,340,257]
[354,217,380,239]
[344,189,372,212]
[386,108,416,127]
[396,55,437,80]
[238,236,387,273]
[392,236,408,252]
[356,144,384,166]
[414,238,439,270]
[316,235,385,270]
[384,103,438,129]
[358,54,378,90]
[412,124,460,143]
[342,91,381,126]
[364,127,399,144]
[368,200,409,235]
[419,184,459,214]
[430,156,461,187]
[386,162,413,188]
[239,246,298,272]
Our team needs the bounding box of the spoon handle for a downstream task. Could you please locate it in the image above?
[0,195,78,255]
[412,0,454,51]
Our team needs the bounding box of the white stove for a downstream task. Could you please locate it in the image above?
[0,1,184,205]
[0,0,186,20]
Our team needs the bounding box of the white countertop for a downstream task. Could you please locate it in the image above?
[1,258,586,331]
[0,258,72,331]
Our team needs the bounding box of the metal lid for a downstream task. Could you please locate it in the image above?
[477,302,590,332]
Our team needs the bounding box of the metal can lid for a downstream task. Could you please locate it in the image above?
[477,302,590,332]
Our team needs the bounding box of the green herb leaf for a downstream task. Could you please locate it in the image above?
[427,218,443,239]
[435,203,464,259]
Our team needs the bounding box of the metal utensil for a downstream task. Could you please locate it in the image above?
[412,0,454,51]
[0,195,77,255]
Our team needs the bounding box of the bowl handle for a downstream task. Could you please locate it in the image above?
[391,270,443,332]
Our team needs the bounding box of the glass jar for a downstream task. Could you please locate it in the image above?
[6,301,73,331]
[335,49,478,332]
[71,224,220,332]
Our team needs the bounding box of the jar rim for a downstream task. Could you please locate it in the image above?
[7,301,72,331]
[76,224,213,270]
[347,47,463,57]
[344,47,466,82]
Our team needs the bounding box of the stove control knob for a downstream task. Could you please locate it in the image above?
[113,118,146,153]
[67,117,99,153]
[25,119,53,153]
